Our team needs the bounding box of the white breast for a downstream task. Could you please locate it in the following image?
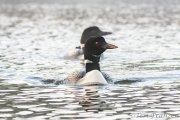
[77,70,108,85]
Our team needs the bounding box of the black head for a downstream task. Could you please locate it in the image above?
[84,36,117,73]
[80,26,112,44]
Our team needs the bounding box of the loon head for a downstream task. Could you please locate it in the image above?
[80,26,112,45]
[84,36,118,73]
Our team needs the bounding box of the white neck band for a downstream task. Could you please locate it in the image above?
[84,59,93,64]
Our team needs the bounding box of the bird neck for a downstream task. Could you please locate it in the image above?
[85,55,101,73]
[86,62,100,73]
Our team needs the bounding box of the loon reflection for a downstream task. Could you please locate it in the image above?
[75,86,115,112]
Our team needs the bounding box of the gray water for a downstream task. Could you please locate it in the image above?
[0,0,180,119]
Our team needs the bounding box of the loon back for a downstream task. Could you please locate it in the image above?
[64,47,83,59]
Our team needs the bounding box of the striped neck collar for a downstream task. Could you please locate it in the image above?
[80,44,85,49]
[84,59,93,64]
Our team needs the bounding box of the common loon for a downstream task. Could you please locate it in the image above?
[65,36,118,85]
[64,26,112,59]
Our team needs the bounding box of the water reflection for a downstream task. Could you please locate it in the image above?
[0,81,180,119]
[76,86,114,112]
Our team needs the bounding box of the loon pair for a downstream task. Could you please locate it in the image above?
[64,26,112,59]
[65,36,118,85]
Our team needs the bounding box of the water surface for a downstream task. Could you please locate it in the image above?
[0,0,180,119]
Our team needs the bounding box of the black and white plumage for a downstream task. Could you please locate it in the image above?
[65,70,113,85]
[64,26,112,59]
[65,36,118,85]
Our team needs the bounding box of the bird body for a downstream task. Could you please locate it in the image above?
[64,47,83,59]
[65,70,112,85]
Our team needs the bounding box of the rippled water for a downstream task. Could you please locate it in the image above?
[0,0,180,119]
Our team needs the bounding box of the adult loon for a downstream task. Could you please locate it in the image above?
[64,26,112,59]
[65,36,118,85]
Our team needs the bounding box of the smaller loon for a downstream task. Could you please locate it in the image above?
[64,26,112,59]
[65,36,118,85]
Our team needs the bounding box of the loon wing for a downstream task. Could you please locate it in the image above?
[65,70,86,85]
[101,72,113,84]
